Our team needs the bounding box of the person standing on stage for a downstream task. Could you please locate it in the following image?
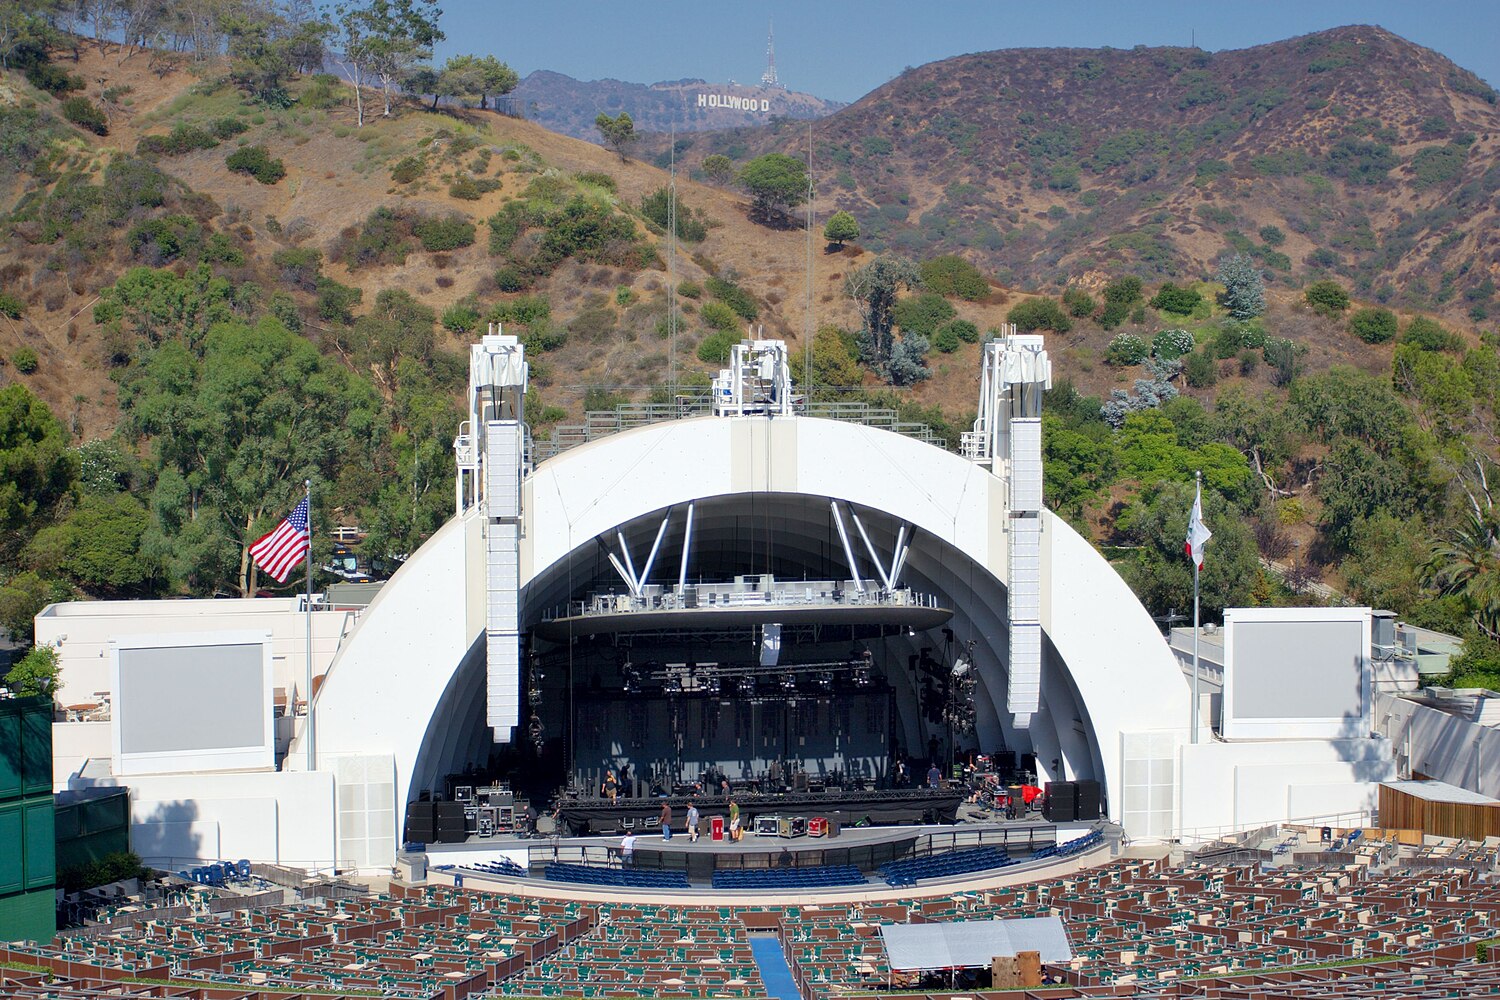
[728,798,741,841]
[686,802,700,842]
[927,763,942,789]
[660,800,673,841]
[604,769,618,804]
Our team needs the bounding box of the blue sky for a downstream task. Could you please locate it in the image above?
[436,1,1498,104]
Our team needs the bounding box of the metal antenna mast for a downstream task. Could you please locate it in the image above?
[761,19,778,88]
[668,121,678,400]
[803,121,814,395]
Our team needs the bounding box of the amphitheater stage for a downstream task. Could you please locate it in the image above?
[426,819,1074,878]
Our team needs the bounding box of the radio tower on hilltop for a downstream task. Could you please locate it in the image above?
[761,19,782,89]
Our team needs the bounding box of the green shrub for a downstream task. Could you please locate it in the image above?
[337,207,412,268]
[271,247,324,291]
[933,326,961,353]
[1098,300,1131,329]
[524,320,567,352]
[919,255,988,300]
[1149,282,1202,315]
[697,329,738,363]
[442,303,481,334]
[1258,224,1286,247]
[942,319,979,344]
[575,171,617,191]
[893,292,956,337]
[0,291,24,319]
[1303,279,1350,316]
[391,156,425,184]
[488,202,528,255]
[202,231,244,266]
[1062,286,1095,318]
[211,117,249,139]
[316,278,363,323]
[448,175,498,200]
[494,267,526,292]
[138,123,219,156]
[1152,328,1195,359]
[127,214,202,262]
[300,73,343,109]
[1402,316,1459,351]
[700,300,739,332]
[705,276,758,321]
[1103,275,1143,306]
[1006,297,1072,333]
[490,295,551,326]
[61,96,108,135]
[12,347,39,373]
[1349,306,1398,343]
[25,61,84,96]
[1184,350,1216,387]
[1105,333,1149,366]
[677,280,702,299]
[412,214,476,252]
[225,145,285,184]
[640,187,709,242]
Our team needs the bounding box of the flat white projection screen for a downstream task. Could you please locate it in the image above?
[1222,608,1371,740]
[112,632,274,775]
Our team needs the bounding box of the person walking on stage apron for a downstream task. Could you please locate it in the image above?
[660,800,673,841]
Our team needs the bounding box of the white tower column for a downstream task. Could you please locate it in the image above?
[967,329,1051,729]
[462,327,529,742]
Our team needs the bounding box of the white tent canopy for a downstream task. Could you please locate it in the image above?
[879,917,1073,971]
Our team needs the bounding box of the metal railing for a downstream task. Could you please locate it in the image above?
[530,395,946,463]
[549,582,943,623]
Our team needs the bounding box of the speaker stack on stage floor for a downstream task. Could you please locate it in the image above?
[1040,779,1101,822]
[404,801,434,845]
[1074,779,1101,821]
[1042,781,1077,823]
[435,801,467,843]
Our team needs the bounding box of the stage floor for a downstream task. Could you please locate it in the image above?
[425,817,1083,866]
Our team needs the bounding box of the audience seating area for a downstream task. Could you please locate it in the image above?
[879,845,1016,886]
[711,863,865,889]
[544,861,691,890]
[4,834,1500,1000]
[1031,828,1104,860]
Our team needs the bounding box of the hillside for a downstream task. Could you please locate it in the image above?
[661,26,1500,321]
[5,28,1500,691]
[514,70,844,144]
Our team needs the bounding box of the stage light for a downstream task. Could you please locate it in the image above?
[780,672,797,692]
[738,676,757,698]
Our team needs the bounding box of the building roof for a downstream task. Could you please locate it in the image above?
[879,917,1072,971]
[1382,780,1500,806]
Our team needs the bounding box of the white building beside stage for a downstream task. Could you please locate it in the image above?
[39,331,1395,873]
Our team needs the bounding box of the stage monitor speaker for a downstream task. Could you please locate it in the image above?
[1074,779,1101,821]
[405,821,434,843]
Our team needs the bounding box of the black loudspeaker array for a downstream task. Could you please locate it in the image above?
[404,802,434,845]
[1043,781,1077,823]
[1074,779,1101,821]
[435,801,467,843]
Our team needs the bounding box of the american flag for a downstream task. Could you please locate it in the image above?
[249,496,310,584]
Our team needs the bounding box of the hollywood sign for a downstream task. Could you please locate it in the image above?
[697,93,772,113]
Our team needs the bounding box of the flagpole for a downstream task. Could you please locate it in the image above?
[1191,469,1201,746]
[305,478,315,772]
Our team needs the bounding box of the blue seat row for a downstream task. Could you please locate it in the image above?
[711,864,866,889]
[468,858,528,878]
[178,859,251,887]
[543,862,691,889]
[1032,830,1104,860]
[879,847,1015,887]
